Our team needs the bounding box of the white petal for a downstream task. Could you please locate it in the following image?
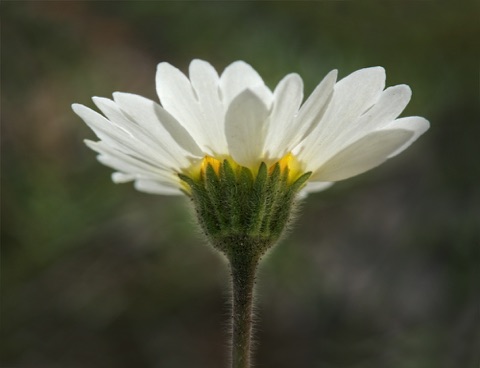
[85,140,179,185]
[295,67,386,171]
[91,97,135,131]
[248,84,274,109]
[338,84,412,145]
[111,93,203,158]
[303,181,335,193]
[73,104,157,162]
[93,96,198,169]
[220,61,272,107]
[225,89,270,168]
[188,59,228,154]
[297,181,334,199]
[112,172,135,183]
[332,66,386,116]
[263,73,304,159]
[310,129,414,181]
[380,116,430,157]
[294,69,337,139]
[74,103,190,172]
[99,156,175,184]
[134,179,182,196]
[156,62,215,154]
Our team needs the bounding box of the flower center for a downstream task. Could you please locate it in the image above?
[189,153,304,185]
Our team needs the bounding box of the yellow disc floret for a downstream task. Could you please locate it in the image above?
[273,152,303,183]
[201,156,223,176]
[187,152,304,184]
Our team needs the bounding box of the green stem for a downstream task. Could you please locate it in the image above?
[229,251,259,368]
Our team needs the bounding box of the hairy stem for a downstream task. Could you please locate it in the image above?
[229,252,259,368]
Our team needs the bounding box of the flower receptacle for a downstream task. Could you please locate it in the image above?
[179,158,311,258]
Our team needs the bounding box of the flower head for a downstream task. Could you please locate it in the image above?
[73,60,428,199]
[72,60,430,365]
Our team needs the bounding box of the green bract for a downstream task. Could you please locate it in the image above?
[179,160,311,258]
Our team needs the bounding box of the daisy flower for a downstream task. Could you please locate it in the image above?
[72,59,429,368]
[72,59,429,199]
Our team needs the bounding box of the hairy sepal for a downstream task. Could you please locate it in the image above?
[180,159,311,258]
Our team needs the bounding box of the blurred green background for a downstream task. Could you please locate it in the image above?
[2,1,479,368]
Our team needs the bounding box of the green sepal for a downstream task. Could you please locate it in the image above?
[179,161,311,257]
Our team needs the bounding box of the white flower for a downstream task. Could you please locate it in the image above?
[72,59,429,196]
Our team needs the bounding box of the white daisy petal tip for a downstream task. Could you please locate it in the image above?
[310,129,415,182]
[156,61,175,72]
[220,60,268,105]
[189,58,214,70]
[337,66,386,92]
[324,69,338,83]
[384,83,412,101]
[112,172,136,183]
[383,116,430,158]
[397,83,412,95]
[111,91,132,103]
[92,95,106,102]
[412,116,430,130]
[71,103,85,114]
[91,96,117,112]
[283,72,303,84]
[72,104,105,128]
[362,66,385,76]
[222,60,253,73]
[83,138,97,148]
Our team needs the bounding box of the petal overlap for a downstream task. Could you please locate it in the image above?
[73,60,429,196]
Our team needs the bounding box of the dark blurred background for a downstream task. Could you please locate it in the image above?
[2,2,479,368]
